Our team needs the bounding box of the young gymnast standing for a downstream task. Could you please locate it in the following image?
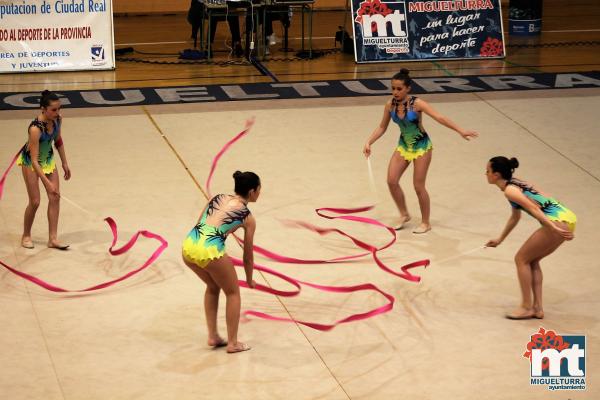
[17,90,71,249]
[363,69,478,233]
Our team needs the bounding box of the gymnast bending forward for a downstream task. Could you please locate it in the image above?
[485,156,576,320]
[182,170,261,353]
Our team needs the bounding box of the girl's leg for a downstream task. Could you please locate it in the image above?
[183,256,225,346]
[387,151,411,229]
[508,225,565,319]
[412,150,432,233]
[205,256,249,353]
[530,222,567,318]
[45,171,66,248]
[21,167,41,248]
[531,259,544,318]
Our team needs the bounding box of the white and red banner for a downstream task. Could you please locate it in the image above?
[0,0,114,73]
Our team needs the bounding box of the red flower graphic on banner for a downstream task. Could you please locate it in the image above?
[523,327,570,371]
[479,37,503,57]
[355,0,393,33]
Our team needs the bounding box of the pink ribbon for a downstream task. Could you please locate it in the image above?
[205,125,252,194]
[1,149,169,292]
[0,148,22,201]
[204,120,430,330]
[0,217,168,292]
[251,207,428,282]
[235,257,395,331]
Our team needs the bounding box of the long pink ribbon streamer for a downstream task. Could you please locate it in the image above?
[255,207,429,282]
[203,120,430,330]
[0,148,22,200]
[232,256,395,331]
[247,206,392,264]
[0,149,168,292]
[0,218,168,292]
[205,126,252,195]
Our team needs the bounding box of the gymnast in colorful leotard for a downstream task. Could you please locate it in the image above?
[182,171,260,353]
[17,90,71,250]
[485,156,576,320]
[391,95,433,163]
[363,68,479,233]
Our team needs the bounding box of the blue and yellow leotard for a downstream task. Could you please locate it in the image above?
[508,178,577,232]
[17,117,60,174]
[182,194,251,268]
[390,96,433,162]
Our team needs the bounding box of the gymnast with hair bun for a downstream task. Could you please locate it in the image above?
[182,170,261,353]
[363,68,478,233]
[485,156,576,320]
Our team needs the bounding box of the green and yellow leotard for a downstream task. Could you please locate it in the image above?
[182,194,251,268]
[390,96,433,162]
[17,117,60,174]
[508,178,577,232]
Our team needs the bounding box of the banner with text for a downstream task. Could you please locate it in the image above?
[0,0,115,73]
[350,0,505,63]
[2,72,599,110]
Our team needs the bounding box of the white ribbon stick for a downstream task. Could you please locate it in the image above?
[367,156,378,201]
[435,246,485,265]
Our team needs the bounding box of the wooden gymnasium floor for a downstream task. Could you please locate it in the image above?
[1,1,599,399]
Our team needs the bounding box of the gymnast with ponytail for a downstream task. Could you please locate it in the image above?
[363,68,479,233]
[17,90,71,250]
[485,156,576,319]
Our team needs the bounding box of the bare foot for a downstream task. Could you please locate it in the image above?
[394,215,411,230]
[505,307,535,320]
[47,241,70,250]
[208,336,227,348]
[227,342,251,354]
[533,309,544,319]
[21,237,34,249]
[412,223,431,234]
